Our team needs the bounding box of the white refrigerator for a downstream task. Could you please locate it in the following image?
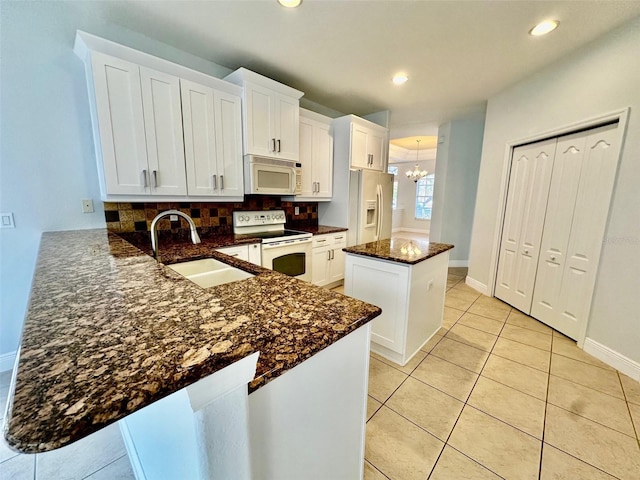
[347,170,393,246]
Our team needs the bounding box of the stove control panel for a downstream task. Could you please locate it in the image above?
[233,210,286,227]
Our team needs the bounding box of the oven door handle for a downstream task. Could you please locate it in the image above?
[262,238,312,249]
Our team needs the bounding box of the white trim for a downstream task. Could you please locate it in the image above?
[488,108,630,301]
[119,421,147,480]
[583,338,640,381]
[0,351,16,372]
[393,228,429,234]
[448,260,468,268]
[465,276,489,295]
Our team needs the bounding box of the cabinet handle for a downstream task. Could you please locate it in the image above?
[277,139,281,152]
[317,182,320,193]
[335,236,344,240]
[152,170,158,188]
[220,175,224,190]
[272,138,276,152]
[212,174,217,190]
[142,169,148,188]
[331,250,335,260]
[317,239,326,243]
[229,253,239,257]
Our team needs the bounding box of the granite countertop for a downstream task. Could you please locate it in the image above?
[343,238,454,265]
[292,225,348,235]
[3,229,380,454]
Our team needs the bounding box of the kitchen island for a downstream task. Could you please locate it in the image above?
[344,238,453,366]
[3,229,381,479]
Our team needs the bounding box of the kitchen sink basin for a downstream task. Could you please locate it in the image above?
[168,258,254,288]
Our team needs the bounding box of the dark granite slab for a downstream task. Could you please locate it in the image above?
[343,238,454,265]
[3,229,380,454]
[293,225,349,235]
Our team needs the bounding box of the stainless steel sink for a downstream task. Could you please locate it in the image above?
[168,259,254,288]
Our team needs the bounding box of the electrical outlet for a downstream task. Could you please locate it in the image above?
[0,212,15,228]
[82,199,94,213]
[170,215,178,222]
[294,207,300,215]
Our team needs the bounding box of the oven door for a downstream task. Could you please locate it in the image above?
[261,239,312,282]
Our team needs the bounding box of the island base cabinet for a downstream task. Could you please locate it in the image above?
[345,251,449,366]
[248,324,370,480]
[119,325,370,480]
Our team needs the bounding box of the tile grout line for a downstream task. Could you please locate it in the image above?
[80,453,129,479]
[425,301,510,479]
[617,370,640,449]
[538,327,554,480]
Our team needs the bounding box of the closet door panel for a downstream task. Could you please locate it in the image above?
[531,133,587,322]
[553,124,620,339]
[495,139,556,313]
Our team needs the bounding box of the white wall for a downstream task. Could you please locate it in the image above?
[430,114,485,263]
[468,17,640,364]
[0,2,233,359]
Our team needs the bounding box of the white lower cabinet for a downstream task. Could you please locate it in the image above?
[215,244,261,266]
[344,250,449,365]
[311,233,347,287]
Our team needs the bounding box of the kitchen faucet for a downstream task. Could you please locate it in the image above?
[150,210,201,261]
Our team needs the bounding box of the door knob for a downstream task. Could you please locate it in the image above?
[551,256,556,261]
[524,249,529,255]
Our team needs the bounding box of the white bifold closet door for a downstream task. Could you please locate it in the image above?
[531,123,620,339]
[496,122,622,340]
[494,139,556,313]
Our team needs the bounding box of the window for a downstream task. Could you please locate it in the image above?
[415,174,434,220]
[387,166,399,210]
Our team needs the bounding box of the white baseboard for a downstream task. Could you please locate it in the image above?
[465,276,489,295]
[0,351,16,372]
[393,228,429,234]
[448,260,469,268]
[583,338,640,381]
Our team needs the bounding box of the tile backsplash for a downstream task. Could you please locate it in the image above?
[104,196,318,233]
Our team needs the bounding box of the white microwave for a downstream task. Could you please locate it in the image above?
[244,155,302,195]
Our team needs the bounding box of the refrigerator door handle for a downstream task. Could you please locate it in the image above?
[375,184,383,240]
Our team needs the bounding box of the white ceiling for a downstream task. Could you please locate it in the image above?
[94,1,640,132]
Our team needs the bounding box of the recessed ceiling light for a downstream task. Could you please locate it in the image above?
[393,73,408,85]
[278,0,302,7]
[530,20,559,36]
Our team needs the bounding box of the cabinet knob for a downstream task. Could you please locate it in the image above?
[524,249,529,255]
[551,256,556,261]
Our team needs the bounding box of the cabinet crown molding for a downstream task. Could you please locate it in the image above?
[224,67,304,100]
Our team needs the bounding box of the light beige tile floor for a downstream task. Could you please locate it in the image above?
[364,268,640,480]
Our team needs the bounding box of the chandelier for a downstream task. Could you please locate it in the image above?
[406,139,428,182]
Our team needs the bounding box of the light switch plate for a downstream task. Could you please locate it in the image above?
[0,212,15,228]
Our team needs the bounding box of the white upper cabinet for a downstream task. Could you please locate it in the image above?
[181,80,243,197]
[332,115,389,172]
[225,68,304,161]
[294,109,333,201]
[90,52,150,195]
[75,31,244,201]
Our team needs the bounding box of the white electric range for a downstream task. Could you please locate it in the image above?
[233,210,312,282]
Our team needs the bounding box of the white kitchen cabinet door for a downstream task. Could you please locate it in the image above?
[495,138,556,313]
[532,124,621,339]
[91,52,149,195]
[214,90,243,197]
[311,247,330,286]
[296,114,333,201]
[274,94,300,161]
[244,82,275,158]
[328,239,347,284]
[313,122,333,198]
[346,256,409,354]
[368,129,386,171]
[298,119,315,197]
[181,79,218,196]
[350,124,370,170]
[139,67,187,196]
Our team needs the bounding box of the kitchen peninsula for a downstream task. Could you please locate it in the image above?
[3,229,381,479]
[344,238,453,366]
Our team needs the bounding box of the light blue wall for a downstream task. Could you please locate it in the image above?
[0,2,233,358]
[430,113,485,262]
